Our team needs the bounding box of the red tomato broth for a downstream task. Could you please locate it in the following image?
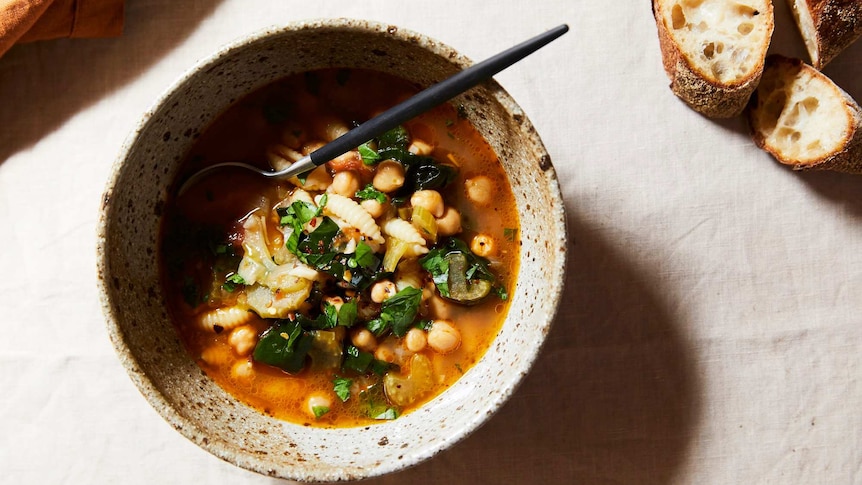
[160,69,520,427]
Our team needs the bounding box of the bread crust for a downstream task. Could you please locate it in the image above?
[790,0,862,69]
[652,0,774,118]
[747,55,862,173]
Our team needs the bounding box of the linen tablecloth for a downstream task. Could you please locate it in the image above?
[1,1,860,483]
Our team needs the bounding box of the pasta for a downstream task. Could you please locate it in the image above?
[320,193,384,243]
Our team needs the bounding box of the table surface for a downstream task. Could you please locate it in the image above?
[2,1,861,484]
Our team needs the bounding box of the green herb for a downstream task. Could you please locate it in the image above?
[277,200,321,228]
[351,242,377,269]
[374,408,399,420]
[367,287,422,337]
[454,363,463,374]
[359,143,381,165]
[495,285,509,301]
[369,359,393,376]
[333,377,353,402]
[366,318,387,337]
[323,301,339,329]
[415,319,433,331]
[343,345,374,373]
[418,251,450,296]
[445,119,454,127]
[253,320,314,373]
[359,385,399,420]
[503,228,518,242]
[312,406,330,418]
[337,300,357,327]
[221,273,245,292]
[355,184,387,204]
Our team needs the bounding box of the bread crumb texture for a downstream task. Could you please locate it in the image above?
[653,0,774,117]
[747,55,862,173]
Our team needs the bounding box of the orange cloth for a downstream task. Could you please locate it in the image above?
[0,0,123,58]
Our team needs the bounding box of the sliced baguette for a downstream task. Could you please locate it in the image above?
[787,0,862,69]
[747,55,862,173]
[653,0,774,118]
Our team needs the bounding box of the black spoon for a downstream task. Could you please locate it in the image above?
[179,24,568,194]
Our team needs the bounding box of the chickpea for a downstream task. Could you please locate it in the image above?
[435,206,462,236]
[228,325,258,356]
[465,175,493,206]
[323,119,349,141]
[427,320,461,354]
[427,292,453,319]
[370,280,397,303]
[307,393,332,418]
[230,359,255,379]
[301,165,332,191]
[323,295,344,311]
[374,337,398,363]
[470,234,495,257]
[408,139,433,156]
[351,328,378,353]
[410,190,445,217]
[373,160,405,193]
[360,198,386,219]
[404,328,428,353]
[328,170,360,197]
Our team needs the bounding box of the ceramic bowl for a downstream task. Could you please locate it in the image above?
[97,18,566,481]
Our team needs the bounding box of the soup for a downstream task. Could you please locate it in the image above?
[160,69,520,427]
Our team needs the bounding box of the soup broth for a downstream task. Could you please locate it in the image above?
[161,69,520,427]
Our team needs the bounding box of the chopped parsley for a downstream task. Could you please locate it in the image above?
[333,377,352,402]
[312,406,330,418]
[358,143,381,165]
[221,273,245,292]
[355,184,387,204]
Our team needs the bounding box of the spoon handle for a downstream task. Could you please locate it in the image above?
[308,24,569,167]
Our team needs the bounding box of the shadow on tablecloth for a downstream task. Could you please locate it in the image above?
[0,0,223,164]
[331,208,703,485]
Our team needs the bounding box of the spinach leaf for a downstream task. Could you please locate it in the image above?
[343,344,374,373]
[404,159,458,192]
[337,299,358,327]
[253,320,314,373]
[384,287,423,337]
[370,287,423,337]
[377,125,410,151]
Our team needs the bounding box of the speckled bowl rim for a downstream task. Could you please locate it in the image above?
[97,18,567,481]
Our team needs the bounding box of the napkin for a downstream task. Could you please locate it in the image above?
[0,0,123,58]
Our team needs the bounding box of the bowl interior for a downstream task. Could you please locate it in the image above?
[98,19,566,481]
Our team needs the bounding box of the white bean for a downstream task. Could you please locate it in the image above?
[427,320,461,354]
